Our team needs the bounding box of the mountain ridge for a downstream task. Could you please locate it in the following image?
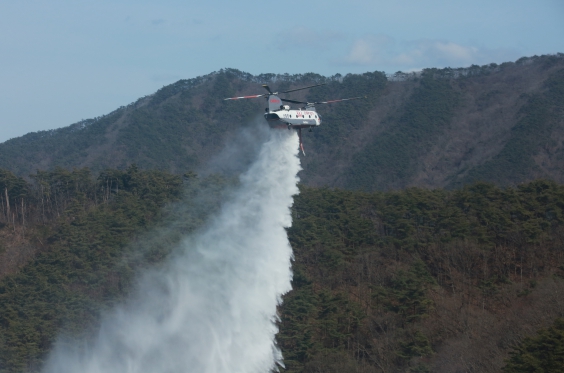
[2,53,563,190]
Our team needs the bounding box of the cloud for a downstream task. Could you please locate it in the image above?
[393,40,481,67]
[344,34,520,71]
[276,27,344,51]
[346,35,394,65]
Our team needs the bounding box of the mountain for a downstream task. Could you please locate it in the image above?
[2,54,564,373]
[1,53,563,190]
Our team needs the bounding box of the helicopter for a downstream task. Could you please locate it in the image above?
[224,83,365,155]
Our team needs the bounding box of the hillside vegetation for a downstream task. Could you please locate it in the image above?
[1,167,563,373]
[1,54,563,190]
[0,166,236,372]
[282,181,564,372]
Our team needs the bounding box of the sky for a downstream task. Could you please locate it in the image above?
[1,0,563,143]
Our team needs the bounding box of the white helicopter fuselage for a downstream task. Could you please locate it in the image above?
[263,95,322,129]
[264,108,322,129]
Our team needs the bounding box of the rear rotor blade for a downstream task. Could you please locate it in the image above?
[313,96,366,104]
[224,94,265,101]
[280,83,326,94]
[281,98,307,104]
[262,84,273,94]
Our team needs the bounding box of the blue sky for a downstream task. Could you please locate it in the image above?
[1,0,563,143]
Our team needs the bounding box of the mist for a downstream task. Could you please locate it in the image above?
[42,128,301,373]
[201,117,271,178]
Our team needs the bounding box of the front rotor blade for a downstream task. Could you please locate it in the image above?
[314,96,366,104]
[280,83,326,94]
[224,94,265,101]
[262,84,273,94]
[281,98,307,104]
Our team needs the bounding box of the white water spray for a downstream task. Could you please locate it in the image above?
[43,129,301,373]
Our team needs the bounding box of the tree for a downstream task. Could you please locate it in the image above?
[503,318,564,373]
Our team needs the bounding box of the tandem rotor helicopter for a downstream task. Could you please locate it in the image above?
[224,83,365,155]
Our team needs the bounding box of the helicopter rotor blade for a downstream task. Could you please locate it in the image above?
[262,84,273,94]
[280,83,326,94]
[225,83,324,101]
[281,98,307,104]
[224,94,266,101]
[313,96,366,105]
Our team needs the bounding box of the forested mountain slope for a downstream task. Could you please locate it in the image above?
[1,54,563,190]
[3,54,564,373]
[0,167,563,373]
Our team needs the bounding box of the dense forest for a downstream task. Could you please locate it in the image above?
[283,182,564,372]
[1,167,563,373]
[0,54,563,190]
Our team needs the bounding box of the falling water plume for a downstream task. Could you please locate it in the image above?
[43,129,301,373]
